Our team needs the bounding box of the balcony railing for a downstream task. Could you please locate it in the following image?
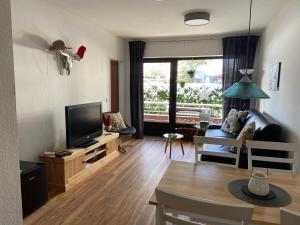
[144,101,223,124]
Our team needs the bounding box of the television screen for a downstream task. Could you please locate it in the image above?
[65,102,103,148]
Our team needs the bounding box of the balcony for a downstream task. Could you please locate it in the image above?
[144,101,222,125]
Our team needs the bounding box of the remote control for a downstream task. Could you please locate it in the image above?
[55,151,72,158]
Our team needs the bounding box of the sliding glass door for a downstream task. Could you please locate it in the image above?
[143,57,223,136]
[144,62,171,123]
[176,59,223,125]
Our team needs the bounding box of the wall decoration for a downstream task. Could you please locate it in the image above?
[49,40,86,75]
[268,62,281,91]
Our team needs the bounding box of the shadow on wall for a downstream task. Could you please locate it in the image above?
[13,32,56,75]
[13,32,50,52]
[263,111,298,142]
[18,113,55,161]
[280,125,299,143]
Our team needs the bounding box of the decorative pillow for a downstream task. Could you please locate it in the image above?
[221,109,248,135]
[237,121,256,142]
[230,122,256,153]
[104,112,126,129]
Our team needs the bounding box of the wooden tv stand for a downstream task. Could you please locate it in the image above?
[40,132,119,192]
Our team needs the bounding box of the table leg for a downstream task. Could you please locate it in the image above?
[156,206,161,225]
[164,139,169,153]
[169,139,172,159]
[155,206,160,225]
[180,140,185,155]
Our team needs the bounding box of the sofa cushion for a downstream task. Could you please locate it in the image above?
[206,128,235,139]
[221,109,248,135]
[103,112,126,129]
[205,125,236,159]
[201,144,236,166]
[228,122,256,154]
[203,144,231,153]
[237,121,256,142]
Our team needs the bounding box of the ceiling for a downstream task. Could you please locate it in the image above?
[50,0,286,38]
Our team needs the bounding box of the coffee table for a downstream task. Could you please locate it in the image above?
[163,133,184,159]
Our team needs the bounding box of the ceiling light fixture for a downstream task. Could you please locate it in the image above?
[184,12,210,26]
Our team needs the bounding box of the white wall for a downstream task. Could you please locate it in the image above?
[258,0,300,172]
[144,38,222,58]
[11,0,125,161]
[122,38,222,123]
[0,0,23,224]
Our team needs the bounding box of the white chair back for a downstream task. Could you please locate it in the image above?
[155,187,254,225]
[194,136,243,168]
[280,208,300,225]
[246,140,299,173]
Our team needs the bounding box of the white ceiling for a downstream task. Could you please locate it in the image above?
[50,0,287,38]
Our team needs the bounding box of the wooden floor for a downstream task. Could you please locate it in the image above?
[24,136,195,225]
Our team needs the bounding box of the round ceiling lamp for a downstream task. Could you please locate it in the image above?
[184,12,210,26]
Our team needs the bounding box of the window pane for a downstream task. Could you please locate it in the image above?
[176,59,223,125]
[144,62,171,123]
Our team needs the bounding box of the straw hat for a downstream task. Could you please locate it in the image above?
[49,40,72,51]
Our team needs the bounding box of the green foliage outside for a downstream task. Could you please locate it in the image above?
[144,85,223,118]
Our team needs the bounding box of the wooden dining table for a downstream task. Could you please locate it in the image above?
[149,161,300,225]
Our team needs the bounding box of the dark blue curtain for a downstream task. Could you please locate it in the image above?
[129,41,146,138]
[222,35,259,119]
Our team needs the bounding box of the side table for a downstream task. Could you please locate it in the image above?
[163,133,184,159]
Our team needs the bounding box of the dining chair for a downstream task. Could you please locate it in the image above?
[194,136,243,168]
[246,140,299,173]
[155,187,254,225]
[280,208,300,225]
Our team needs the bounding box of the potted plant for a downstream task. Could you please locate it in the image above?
[178,81,186,88]
[187,69,196,78]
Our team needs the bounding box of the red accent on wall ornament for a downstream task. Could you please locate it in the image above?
[76,46,86,59]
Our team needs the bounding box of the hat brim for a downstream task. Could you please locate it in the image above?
[49,46,72,51]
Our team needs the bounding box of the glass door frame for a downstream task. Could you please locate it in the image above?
[143,58,177,136]
[143,56,222,136]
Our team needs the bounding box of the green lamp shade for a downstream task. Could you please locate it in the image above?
[223,81,270,99]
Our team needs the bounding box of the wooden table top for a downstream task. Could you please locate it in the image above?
[149,161,300,225]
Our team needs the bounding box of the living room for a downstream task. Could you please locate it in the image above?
[1,0,300,225]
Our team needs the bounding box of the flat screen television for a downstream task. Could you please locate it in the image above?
[65,102,103,148]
